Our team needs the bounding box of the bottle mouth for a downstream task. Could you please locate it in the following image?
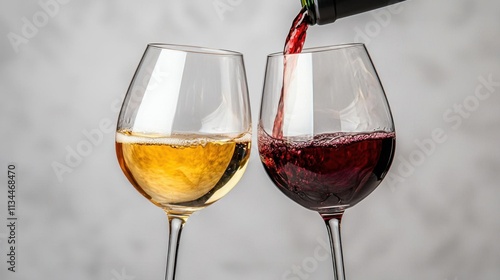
[301,0,314,7]
[301,0,317,25]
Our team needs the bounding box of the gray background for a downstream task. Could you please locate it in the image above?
[1,0,499,279]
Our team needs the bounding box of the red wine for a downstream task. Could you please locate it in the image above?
[272,7,311,138]
[284,7,310,55]
[258,127,395,215]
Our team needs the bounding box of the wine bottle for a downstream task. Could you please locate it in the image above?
[301,0,406,25]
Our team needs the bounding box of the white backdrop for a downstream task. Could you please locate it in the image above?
[1,0,500,279]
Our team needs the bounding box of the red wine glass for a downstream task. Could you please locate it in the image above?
[258,44,396,280]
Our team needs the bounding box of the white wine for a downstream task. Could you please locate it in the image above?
[116,130,251,219]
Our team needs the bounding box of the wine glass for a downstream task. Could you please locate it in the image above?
[115,44,252,280]
[258,44,395,279]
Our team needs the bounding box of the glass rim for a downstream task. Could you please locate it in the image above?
[267,43,366,58]
[147,43,243,56]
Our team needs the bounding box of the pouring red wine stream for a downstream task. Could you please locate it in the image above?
[272,7,310,138]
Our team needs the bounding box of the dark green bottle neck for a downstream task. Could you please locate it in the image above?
[301,0,406,26]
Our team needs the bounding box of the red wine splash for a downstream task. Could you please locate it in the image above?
[272,7,311,138]
[284,7,310,55]
[259,128,396,214]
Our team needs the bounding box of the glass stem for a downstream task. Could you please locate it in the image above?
[165,216,185,280]
[324,214,346,280]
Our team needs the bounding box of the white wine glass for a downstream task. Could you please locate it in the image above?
[115,44,252,280]
[258,44,396,279]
